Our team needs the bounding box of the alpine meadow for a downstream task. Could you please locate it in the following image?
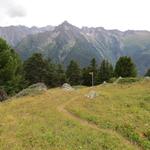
[0,0,150,149]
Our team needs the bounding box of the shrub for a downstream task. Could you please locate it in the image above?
[0,89,7,102]
[144,130,150,140]
[117,77,141,84]
[109,77,117,83]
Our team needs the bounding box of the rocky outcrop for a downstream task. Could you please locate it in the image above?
[15,83,47,98]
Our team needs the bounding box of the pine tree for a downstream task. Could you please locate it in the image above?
[66,60,81,85]
[97,60,114,83]
[53,64,66,86]
[23,53,50,85]
[115,56,137,77]
[82,67,91,86]
[82,58,98,86]
[0,38,23,94]
[145,68,150,76]
[89,58,98,85]
[45,60,57,87]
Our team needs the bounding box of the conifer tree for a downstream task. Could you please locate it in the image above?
[145,68,150,76]
[0,38,23,94]
[66,60,81,85]
[23,53,50,85]
[82,67,91,86]
[97,60,114,83]
[53,64,66,86]
[82,58,98,86]
[115,56,137,77]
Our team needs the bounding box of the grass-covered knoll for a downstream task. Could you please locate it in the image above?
[0,80,150,149]
[66,80,150,149]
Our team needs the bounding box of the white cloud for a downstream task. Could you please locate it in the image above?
[0,0,27,19]
[0,0,150,31]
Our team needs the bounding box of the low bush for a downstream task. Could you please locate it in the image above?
[0,89,7,102]
[117,77,141,84]
[144,129,150,140]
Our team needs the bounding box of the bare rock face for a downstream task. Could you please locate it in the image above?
[85,90,98,99]
[62,83,74,91]
[0,89,7,102]
[1,22,150,75]
[15,83,47,98]
[0,25,54,46]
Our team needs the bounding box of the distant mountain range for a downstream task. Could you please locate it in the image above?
[0,21,150,75]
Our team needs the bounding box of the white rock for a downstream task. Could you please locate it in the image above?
[85,90,98,99]
[62,83,74,91]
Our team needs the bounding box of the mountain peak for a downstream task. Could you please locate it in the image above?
[56,21,79,31]
[59,21,74,28]
[61,20,71,26]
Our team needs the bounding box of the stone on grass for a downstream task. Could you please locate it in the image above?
[145,76,150,80]
[29,83,47,91]
[103,81,107,84]
[62,83,74,91]
[85,90,98,99]
[114,76,122,84]
[15,83,47,98]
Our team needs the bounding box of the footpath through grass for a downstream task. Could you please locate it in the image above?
[66,80,150,150]
[0,80,150,149]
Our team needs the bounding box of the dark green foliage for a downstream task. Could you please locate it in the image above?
[82,67,92,86]
[0,89,7,102]
[89,58,98,85]
[45,60,57,87]
[82,58,98,86]
[52,64,66,86]
[97,60,114,83]
[23,53,51,86]
[116,124,150,149]
[66,60,81,85]
[117,77,141,84]
[145,68,150,76]
[144,130,150,140]
[115,56,137,77]
[0,38,23,95]
[24,53,67,87]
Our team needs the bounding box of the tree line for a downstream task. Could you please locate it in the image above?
[0,37,149,96]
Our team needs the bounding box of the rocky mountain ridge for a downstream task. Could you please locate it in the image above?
[0,21,150,75]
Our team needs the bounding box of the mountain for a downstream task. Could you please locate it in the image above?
[0,21,150,75]
[0,25,54,46]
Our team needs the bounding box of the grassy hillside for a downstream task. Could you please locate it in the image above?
[0,80,150,150]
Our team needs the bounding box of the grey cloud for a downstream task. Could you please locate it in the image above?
[7,5,27,18]
[0,0,27,18]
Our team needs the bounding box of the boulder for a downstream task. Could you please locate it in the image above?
[103,81,107,84]
[114,76,122,84]
[15,83,47,98]
[62,83,74,91]
[28,83,47,91]
[85,90,98,99]
[145,76,150,80]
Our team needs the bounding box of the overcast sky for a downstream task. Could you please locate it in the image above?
[0,0,150,31]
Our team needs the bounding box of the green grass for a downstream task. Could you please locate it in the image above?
[0,80,150,149]
[66,80,150,150]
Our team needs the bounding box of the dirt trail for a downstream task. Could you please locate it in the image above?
[57,97,140,150]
